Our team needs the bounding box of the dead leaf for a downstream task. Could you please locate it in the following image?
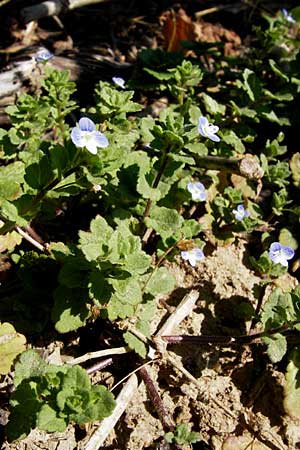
[160,8,195,52]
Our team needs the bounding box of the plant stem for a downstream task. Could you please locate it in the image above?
[15,226,46,252]
[193,154,264,180]
[139,366,174,432]
[86,358,113,375]
[161,323,292,346]
[142,150,169,221]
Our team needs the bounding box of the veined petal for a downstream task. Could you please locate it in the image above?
[269,242,282,253]
[282,246,295,260]
[85,140,98,155]
[198,116,220,142]
[79,117,96,132]
[187,182,206,201]
[71,127,84,147]
[198,116,209,135]
[207,132,220,142]
[181,248,205,266]
[93,131,109,148]
[274,253,289,267]
[112,77,126,88]
[268,242,294,267]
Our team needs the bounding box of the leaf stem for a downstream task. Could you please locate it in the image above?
[142,150,170,221]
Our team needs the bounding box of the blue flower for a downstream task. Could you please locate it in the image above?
[198,116,220,142]
[35,49,54,63]
[112,77,126,89]
[268,242,295,267]
[187,182,206,202]
[233,204,250,221]
[282,8,296,24]
[71,117,109,155]
[181,248,205,267]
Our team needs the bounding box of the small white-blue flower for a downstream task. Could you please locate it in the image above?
[282,8,296,24]
[35,49,54,63]
[268,242,295,267]
[181,248,205,267]
[198,116,220,142]
[233,204,250,221]
[71,117,108,155]
[112,77,126,89]
[187,182,206,202]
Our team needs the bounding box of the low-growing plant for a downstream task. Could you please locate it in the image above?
[0,6,300,442]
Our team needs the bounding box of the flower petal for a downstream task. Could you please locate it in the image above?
[198,116,208,136]
[79,117,96,132]
[207,133,220,143]
[93,131,109,148]
[181,248,204,266]
[85,140,98,155]
[112,77,126,88]
[209,125,219,134]
[269,242,282,253]
[71,127,84,147]
[282,246,295,260]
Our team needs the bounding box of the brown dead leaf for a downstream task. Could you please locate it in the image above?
[160,8,195,52]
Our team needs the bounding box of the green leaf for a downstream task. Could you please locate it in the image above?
[137,172,170,201]
[279,228,298,251]
[0,161,24,202]
[107,278,142,320]
[269,59,289,82]
[165,423,201,444]
[181,219,201,239]
[144,67,174,81]
[185,142,208,156]
[61,365,91,391]
[0,322,26,375]
[57,366,115,424]
[201,93,226,115]
[0,200,27,226]
[0,230,22,252]
[95,82,142,117]
[290,152,300,187]
[144,267,176,296]
[37,404,67,433]
[263,334,287,363]
[13,349,47,387]
[24,155,54,190]
[88,271,112,306]
[58,256,90,288]
[145,206,184,240]
[222,130,245,154]
[261,288,295,328]
[119,251,151,275]
[90,385,116,419]
[260,109,290,126]
[237,68,262,102]
[79,216,113,261]
[123,331,147,358]
[283,347,300,419]
[136,300,157,337]
[6,380,41,441]
[52,286,91,333]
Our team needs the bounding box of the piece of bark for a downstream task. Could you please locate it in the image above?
[20,0,115,24]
